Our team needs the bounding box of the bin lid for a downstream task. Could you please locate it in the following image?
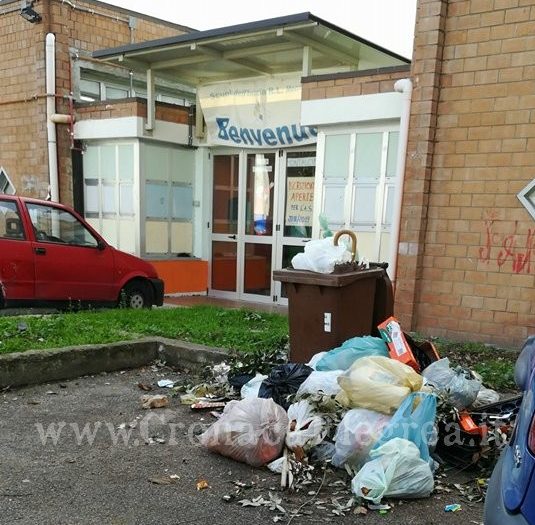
[272,267,384,287]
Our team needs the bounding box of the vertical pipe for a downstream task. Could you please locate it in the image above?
[388,78,413,291]
[46,33,59,202]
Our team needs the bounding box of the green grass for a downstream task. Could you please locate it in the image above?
[0,307,519,392]
[0,306,289,355]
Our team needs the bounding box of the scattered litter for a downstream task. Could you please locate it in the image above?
[444,503,462,512]
[45,391,57,395]
[157,379,174,388]
[196,479,209,491]
[137,382,152,392]
[148,476,177,485]
[191,401,226,410]
[141,394,169,409]
[368,503,391,511]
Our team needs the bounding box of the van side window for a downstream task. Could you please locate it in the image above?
[26,203,99,248]
[0,200,26,240]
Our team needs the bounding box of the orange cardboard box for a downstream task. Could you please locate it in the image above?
[377,316,420,372]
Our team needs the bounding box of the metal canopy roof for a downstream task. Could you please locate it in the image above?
[93,12,410,86]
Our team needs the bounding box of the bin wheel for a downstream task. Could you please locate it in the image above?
[120,281,153,309]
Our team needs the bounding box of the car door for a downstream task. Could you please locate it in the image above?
[25,201,116,302]
[0,198,35,301]
[502,337,535,514]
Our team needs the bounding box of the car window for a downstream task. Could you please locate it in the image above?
[26,203,99,248]
[0,200,26,240]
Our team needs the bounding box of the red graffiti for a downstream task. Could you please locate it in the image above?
[478,212,534,274]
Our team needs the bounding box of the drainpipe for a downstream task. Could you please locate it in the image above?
[46,33,59,202]
[388,78,413,292]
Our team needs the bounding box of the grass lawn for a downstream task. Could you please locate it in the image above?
[0,306,519,391]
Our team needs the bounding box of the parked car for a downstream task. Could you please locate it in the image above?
[0,195,164,309]
[484,336,535,525]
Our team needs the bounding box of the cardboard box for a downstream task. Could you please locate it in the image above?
[377,316,420,372]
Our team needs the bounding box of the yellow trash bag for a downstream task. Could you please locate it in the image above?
[336,356,423,414]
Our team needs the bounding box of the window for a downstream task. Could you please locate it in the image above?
[0,168,16,195]
[83,143,134,219]
[83,142,136,253]
[320,128,400,262]
[0,200,25,240]
[104,85,129,100]
[143,143,195,256]
[27,203,98,248]
[79,79,101,102]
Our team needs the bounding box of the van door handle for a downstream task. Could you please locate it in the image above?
[228,235,237,240]
[35,247,47,255]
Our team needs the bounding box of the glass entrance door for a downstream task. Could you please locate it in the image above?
[241,153,276,301]
[210,151,277,303]
[274,151,315,303]
[211,154,239,295]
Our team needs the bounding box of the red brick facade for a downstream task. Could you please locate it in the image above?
[301,66,412,100]
[0,0,188,204]
[75,98,191,125]
[398,0,535,346]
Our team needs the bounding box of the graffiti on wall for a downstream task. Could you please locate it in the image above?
[478,210,534,274]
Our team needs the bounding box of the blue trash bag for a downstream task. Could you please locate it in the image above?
[371,392,437,462]
[316,336,389,371]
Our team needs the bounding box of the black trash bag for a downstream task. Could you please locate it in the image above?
[258,363,313,410]
[228,373,255,392]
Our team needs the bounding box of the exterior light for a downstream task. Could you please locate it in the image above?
[20,1,42,24]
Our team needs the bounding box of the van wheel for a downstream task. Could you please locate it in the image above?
[120,281,152,309]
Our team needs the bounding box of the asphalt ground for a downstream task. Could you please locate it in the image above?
[0,367,484,525]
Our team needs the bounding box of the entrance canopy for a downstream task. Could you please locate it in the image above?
[93,12,409,85]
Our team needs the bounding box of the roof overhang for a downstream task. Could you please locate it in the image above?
[93,12,410,86]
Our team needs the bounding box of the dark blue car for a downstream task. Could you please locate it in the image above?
[485,336,535,525]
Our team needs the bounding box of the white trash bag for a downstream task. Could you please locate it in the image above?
[471,386,500,408]
[297,370,343,397]
[286,400,327,451]
[291,237,352,274]
[422,358,481,409]
[200,397,288,467]
[240,373,268,399]
[351,438,434,503]
[332,408,392,468]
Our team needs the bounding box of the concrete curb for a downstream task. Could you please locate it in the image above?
[0,337,229,388]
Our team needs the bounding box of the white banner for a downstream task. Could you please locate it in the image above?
[198,75,317,148]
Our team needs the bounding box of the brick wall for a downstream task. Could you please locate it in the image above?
[0,0,188,204]
[301,66,411,100]
[398,0,535,347]
[76,98,190,125]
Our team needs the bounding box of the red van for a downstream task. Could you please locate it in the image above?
[0,195,164,309]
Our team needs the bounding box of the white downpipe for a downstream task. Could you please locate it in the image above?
[46,33,59,202]
[388,78,413,291]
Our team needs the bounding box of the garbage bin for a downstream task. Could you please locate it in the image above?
[273,267,387,363]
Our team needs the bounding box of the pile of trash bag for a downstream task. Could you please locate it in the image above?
[198,322,512,504]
